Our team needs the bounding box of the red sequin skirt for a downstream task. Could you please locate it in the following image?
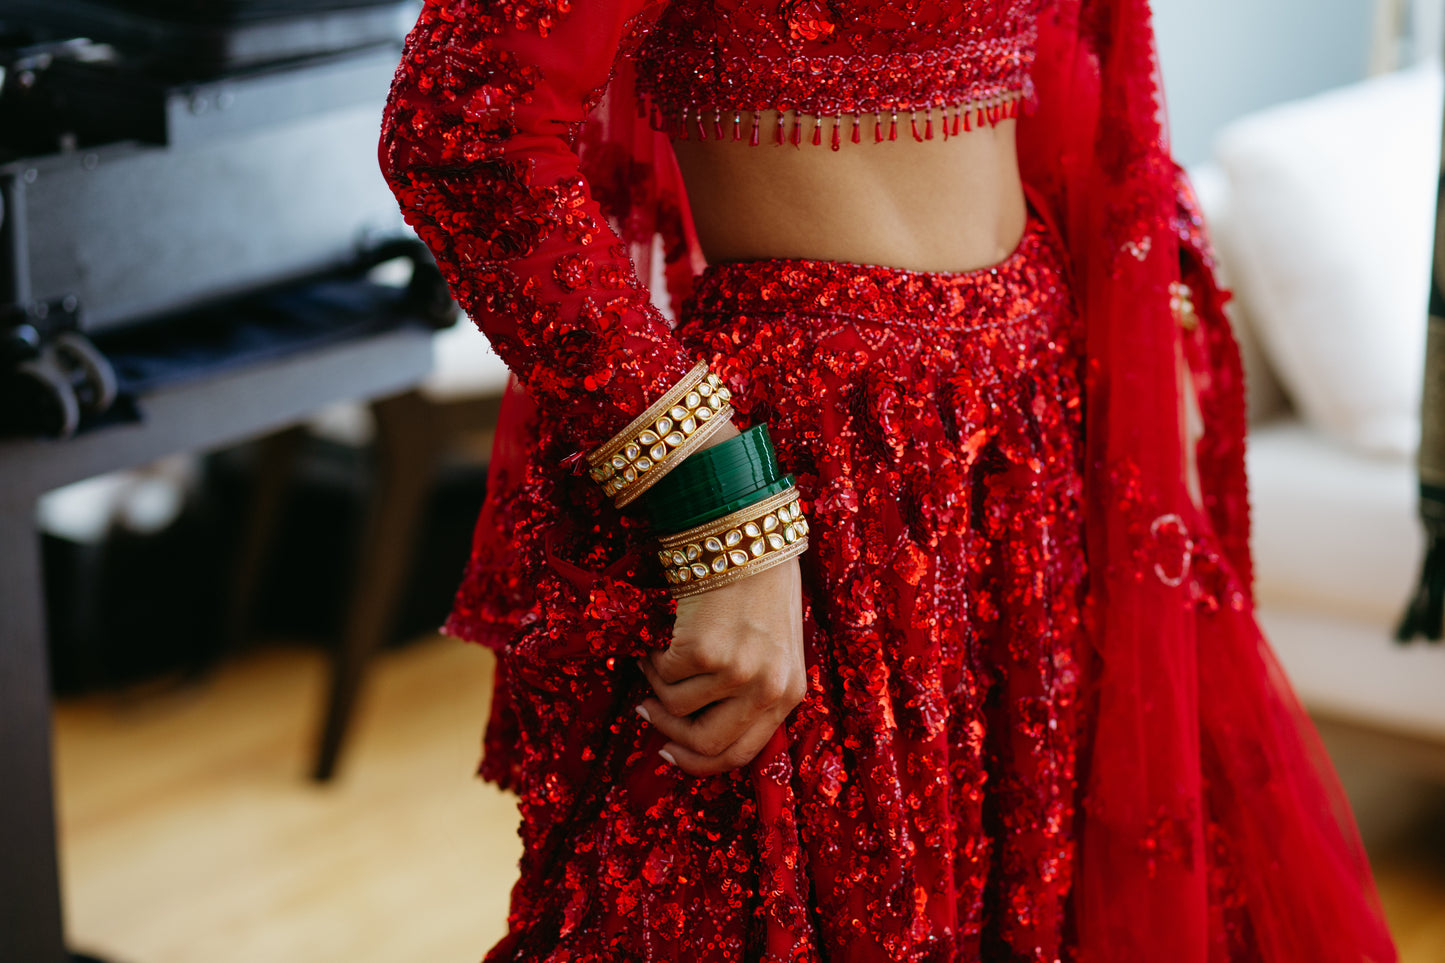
[459,211,1095,961]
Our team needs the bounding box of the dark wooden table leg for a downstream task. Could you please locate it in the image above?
[0,495,69,963]
[312,390,442,781]
[222,425,308,651]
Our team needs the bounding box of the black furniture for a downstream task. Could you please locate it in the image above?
[0,6,454,957]
[0,318,434,962]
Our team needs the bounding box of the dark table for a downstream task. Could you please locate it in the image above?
[0,322,433,962]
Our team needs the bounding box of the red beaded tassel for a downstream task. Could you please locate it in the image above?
[646,101,1040,152]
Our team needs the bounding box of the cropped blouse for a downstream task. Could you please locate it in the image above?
[378,0,1043,458]
[636,0,1039,144]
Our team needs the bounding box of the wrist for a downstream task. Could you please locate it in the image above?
[692,417,740,452]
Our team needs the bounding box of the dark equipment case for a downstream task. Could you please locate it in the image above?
[0,43,414,336]
[0,2,444,438]
[0,0,415,74]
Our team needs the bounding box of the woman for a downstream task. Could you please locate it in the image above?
[378,0,1400,959]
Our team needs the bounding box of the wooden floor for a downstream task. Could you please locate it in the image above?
[55,638,519,963]
[54,636,1445,962]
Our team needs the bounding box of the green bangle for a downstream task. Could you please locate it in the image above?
[654,475,798,533]
[638,423,784,531]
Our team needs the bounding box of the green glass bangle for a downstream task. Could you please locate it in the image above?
[653,475,798,534]
[638,423,784,531]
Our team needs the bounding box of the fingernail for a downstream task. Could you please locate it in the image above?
[659,748,677,767]
[634,704,651,723]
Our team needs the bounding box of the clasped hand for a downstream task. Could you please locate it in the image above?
[636,556,806,776]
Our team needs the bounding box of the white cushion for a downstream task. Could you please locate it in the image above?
[1246,421,1420,626]
[1213,64,1440,456]
[1248,420,1444,742]
[420,317,512,402]
[1260,606,1445,744]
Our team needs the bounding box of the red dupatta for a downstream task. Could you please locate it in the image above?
[1018,1,1396,958]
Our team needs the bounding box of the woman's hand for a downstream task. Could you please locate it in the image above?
[636,555,805,776]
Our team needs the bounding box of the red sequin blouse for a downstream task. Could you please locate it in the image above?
[636,0,1038,144]
[378,0,1041,458]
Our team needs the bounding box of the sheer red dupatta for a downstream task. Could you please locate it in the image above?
[1020,1,1397,959]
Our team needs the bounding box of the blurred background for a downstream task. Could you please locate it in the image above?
[0,0,1442,960]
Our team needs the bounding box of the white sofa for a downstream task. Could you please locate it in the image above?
[1192,63,1445,760]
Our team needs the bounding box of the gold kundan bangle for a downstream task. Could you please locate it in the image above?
[655,486,809,598]
[586,362,735,508]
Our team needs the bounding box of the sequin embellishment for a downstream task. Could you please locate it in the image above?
[455,214,1102,961]
[633,0,1042,144]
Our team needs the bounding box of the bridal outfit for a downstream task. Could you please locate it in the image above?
[378,0,1399,959]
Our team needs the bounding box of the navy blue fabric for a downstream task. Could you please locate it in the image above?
[76,278,426,432]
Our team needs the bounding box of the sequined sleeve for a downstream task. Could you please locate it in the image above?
[378,0,695,455]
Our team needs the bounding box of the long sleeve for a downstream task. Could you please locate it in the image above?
[378,0,695,455]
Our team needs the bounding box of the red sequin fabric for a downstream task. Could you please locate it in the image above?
[471,213,1093,962]
[633,0,1040,143]
[379,0,699,458]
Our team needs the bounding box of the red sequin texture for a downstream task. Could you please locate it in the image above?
[633,0,1040,139]
[378,0,696,453]
[470,215,1099,961]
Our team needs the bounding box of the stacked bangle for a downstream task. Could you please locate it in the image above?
[585,361,735,508]
[582,363,809,596]
[638,423,790,532]
[638,422,810,598]
[655,486,810,598]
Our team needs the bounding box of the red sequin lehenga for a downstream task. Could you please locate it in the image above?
[378,0,1401,960]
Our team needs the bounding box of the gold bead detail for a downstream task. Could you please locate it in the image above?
[656,487,809,598]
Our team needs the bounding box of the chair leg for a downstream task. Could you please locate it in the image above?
[313,390,441,781]
[222,425,307,652]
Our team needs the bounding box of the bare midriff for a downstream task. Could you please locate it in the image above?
[670,112,1028,275]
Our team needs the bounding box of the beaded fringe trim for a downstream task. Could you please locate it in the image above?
[587,362,735,508]
[645,89,1027,150]
[657,486,810,598]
